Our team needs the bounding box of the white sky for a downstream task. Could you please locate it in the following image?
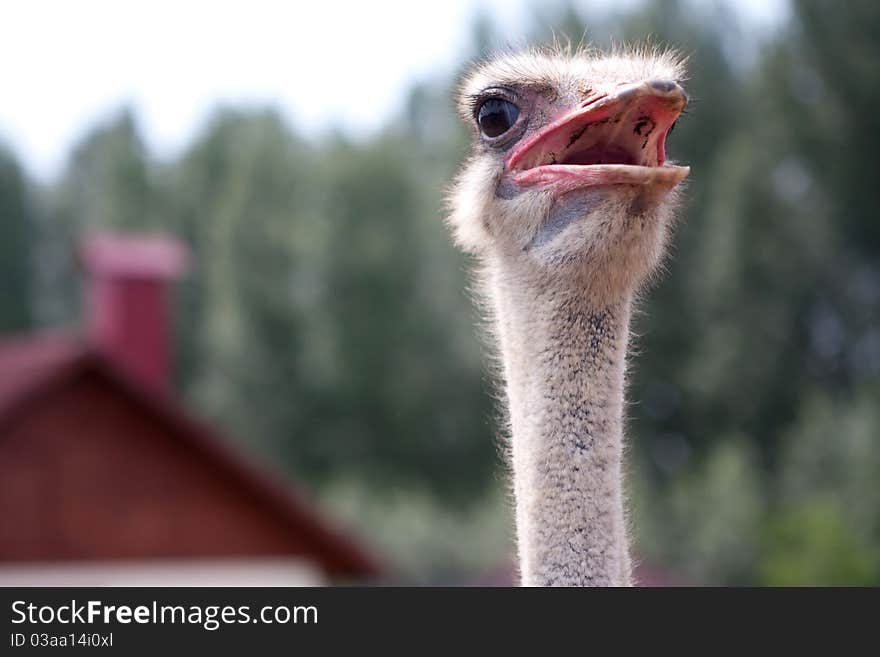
[0,0,786,181]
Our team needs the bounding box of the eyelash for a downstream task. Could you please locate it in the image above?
[469,88,518,120]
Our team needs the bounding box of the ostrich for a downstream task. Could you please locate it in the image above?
[447,47,689,586]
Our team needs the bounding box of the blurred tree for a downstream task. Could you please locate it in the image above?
[165,109,494,500]
[34,108,160,326]
[57,108,157,231]
[309,132,494,498]
[760,496,877,586]
[760,388,880,585]
[166,109,316,462]
[0,147,33,332]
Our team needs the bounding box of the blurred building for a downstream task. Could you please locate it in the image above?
[0,234,382,586]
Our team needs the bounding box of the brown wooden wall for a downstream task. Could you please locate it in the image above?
[0,372,318,563]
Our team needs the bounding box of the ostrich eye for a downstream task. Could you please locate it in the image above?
[477,98,519,138]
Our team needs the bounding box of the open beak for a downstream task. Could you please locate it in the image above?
[507,79,690,191]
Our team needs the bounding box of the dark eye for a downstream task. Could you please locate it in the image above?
[477,98,519,138]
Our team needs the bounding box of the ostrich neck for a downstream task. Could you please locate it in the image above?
[491,267,633,586]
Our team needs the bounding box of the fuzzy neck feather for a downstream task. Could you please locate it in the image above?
[490,264,633,586]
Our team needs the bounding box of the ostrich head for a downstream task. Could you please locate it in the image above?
[449,47,689,301]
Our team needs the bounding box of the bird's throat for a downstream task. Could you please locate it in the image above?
[491,270,633,586]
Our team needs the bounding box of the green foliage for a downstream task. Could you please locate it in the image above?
[2,0,877,582]
[30,109,163,326]
[0,147,33,332]
[632,437,764,584]
[759,389,880,585]
[761,497,877,586]
[322,479,513,583]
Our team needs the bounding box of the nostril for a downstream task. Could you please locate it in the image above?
[649,79,678,94]
[648,79,688,106]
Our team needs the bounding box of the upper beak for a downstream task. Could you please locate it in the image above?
[506,79,688,173]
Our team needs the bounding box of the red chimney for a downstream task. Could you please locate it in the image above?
[80,233,189,394]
